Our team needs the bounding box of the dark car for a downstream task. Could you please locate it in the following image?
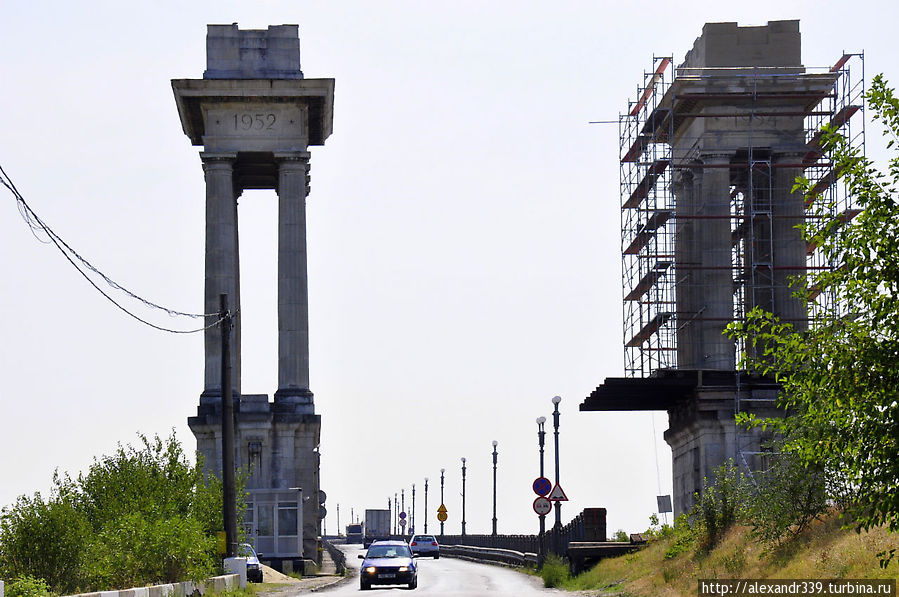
[409,534,439,558]
[238,543,263,583]
[358,540,418,590]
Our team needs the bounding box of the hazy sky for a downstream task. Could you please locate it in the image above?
[2,0,897,537]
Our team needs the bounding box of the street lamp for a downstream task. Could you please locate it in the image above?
[537,416,547,567]
[461,457,467,536]
[491,440,498,536]
[439,468,445,536]
[424,477,429,533]
[552,395,562,528]
[412,483,416,535]
[401,489,405,537]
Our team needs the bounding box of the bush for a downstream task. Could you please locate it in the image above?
[691,460,746,551]
[539,554,571,588]
[612,529,629,542]
[5,576,52,597]
[0,433,234,593]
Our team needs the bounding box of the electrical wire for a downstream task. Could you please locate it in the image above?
[1,163,225,334]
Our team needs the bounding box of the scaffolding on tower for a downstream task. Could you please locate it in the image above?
[618,53,865,380]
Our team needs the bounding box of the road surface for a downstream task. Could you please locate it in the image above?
[329,544,560,596]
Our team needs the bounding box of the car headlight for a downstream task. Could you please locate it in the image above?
[398,566,409,572]
[364,566,377,574]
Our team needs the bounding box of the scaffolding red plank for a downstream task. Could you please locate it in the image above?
[804,164,848,206]
[624,210,672,254]
[629,57,671,117]
[623,159,671,208]
[804,105,861,162]
[621,135,650,163]
[626,312,672,347]
[625,261,672,301]
[806,209,862,254]
[830,54,852,73]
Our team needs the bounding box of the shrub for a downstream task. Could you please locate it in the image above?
[539,554,571,588]
[5,576,52,597]
[691,460,747,551]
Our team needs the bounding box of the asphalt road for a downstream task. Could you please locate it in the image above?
[331,544,560,596]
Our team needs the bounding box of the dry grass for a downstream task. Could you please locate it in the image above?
[562,512,898,596]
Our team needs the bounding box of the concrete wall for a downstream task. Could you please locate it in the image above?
[61,574,239,597]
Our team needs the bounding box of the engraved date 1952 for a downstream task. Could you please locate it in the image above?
[232,113,276,131]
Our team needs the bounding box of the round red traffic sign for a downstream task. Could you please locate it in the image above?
[533,496,552,516]
[533,477,552,496]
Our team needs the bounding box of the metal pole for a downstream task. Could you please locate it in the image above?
[412,484,416,535]
[401,489,405,538]
[394,494,398,536]
[220,293,238,559]
[552,395,562,529]
[440,468,445,536]
[337,503,340,535]
[537,416,546,568]
[461,457,467,536]
[492,440,498,536]
[424,477,429,534]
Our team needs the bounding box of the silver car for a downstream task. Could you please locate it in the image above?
[409,534,439,558]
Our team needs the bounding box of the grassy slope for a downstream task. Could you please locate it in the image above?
[561,513,899,596]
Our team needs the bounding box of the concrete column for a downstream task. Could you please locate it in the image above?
[274,152,313,412]
[697,153,735,370]
[772,152,807,331]
[674,169,698,369]
[201,152,241,398]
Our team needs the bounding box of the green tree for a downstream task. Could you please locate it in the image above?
[728,75,899,543]
[0,433,233,592]
[0,492,89,593]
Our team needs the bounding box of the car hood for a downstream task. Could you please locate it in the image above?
[363,557,414,567]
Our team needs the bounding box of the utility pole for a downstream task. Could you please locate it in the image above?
[220,293,238,558]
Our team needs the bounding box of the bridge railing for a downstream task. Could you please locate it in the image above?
[321,537,347,574]
[435,507,605,558]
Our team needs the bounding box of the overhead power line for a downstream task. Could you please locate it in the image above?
[1,163,224,334]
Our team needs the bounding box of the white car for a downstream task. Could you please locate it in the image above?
[409,534,439,558]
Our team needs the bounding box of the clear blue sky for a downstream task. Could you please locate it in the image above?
[2,0,897,535]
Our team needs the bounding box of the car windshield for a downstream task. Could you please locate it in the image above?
[367,545,411,558]
[414,536,436,542]
[238,544,257,557]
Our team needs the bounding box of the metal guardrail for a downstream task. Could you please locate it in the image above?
[440,545,538,569]
[322,537,346,574]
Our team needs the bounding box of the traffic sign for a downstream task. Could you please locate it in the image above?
[400,518,407,527]
[532,477,552,496]
[399,511,407,519]
[319,505,327,520]
[548,483,569,501]
[437,504,447,513]
[533,496,552,516]
[437,511,447,522]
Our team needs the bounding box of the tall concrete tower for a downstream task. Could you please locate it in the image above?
[172,24,334,565]
[581,21,863,515]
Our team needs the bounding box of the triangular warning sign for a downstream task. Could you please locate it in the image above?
[548,483,568,501]
[437,503,448,513]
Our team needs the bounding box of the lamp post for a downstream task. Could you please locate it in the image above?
[424,477,429,533]
[552,395,562,529]
[394,494,398,536]
[439,468,445,536]
[401,489,405,537]
[491,440,498,536]
[537,416,547,568]
[461,457,467,536]
[412,483,416,535]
